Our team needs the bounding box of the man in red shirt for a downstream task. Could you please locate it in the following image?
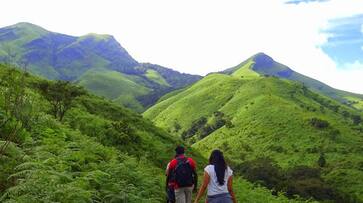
[166,146,198,203]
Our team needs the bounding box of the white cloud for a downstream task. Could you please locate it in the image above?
[323,61,363,93]
[0,0,362,93]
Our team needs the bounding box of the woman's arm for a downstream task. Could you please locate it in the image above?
[193,171,210,203]
[227,176,237,203]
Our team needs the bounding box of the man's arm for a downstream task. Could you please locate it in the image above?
[190,158,198,191]
[165,162,170,190]
[193,169,198,192]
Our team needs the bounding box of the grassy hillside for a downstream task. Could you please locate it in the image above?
[77,69,151,112]
[144,70,363,202]
[0,22,201,112]
[223,53,363,111]
[0,63,313,203]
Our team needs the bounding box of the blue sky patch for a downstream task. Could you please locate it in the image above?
[321,14,363,69]
[285,0,329,5]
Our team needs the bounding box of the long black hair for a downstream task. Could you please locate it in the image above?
[209,149,227,186]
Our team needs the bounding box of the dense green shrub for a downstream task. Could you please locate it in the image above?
[285,166,342,201]
[351,115,361,125]
[181,116,207,139]
[235,158,283,190]
[309,118,329,129]
[182,111,233,140]
[235,158,348,202]
[104,121,141,146]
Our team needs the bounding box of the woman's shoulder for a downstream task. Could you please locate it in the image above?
[204,164,214,172]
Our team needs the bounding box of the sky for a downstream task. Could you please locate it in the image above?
[1,0,363,94]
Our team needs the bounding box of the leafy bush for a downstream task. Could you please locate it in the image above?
[235,158,347,202]
[182,111,233,140]
[181,116,207,139]
[235,158,283,190]
[351,115,361,125]
[285,166,341,201]
[309,118,329,129]
[104,120,141,146]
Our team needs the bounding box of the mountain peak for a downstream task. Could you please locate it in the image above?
[9,22,48,32]
[221,52,292,79]
[4,22,49,39]
[82,33,113,40]
[253,52,271,58]
[251,52,274,66]
[12,22,38,27]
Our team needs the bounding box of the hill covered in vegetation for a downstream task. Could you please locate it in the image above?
[0,22,201,112]
[222,53,363,111]
[0,63,317,203]
[144,57,363,202]
[0,63,183,202]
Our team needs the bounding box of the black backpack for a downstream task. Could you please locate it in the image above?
[174,157,194,187]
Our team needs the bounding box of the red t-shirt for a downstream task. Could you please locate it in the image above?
[166,155,196,189]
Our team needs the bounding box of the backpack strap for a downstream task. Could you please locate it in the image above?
[174,157,192,172]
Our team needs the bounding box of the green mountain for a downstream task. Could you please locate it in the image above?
[222,53,363,110]
[0,63,312,203]
[144,54,363,202]
[0,22,201,112]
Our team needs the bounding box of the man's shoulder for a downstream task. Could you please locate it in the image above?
[186,157,196,168]
[169,158,176,163]
[187,157,195,163]
[168,158,178,168]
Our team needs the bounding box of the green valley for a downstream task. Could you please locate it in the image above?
[144,54,363,202]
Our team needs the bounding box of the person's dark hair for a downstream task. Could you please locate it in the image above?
[175,145,185,155]
[209,149,227,186]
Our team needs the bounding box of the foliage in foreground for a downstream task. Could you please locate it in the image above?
[0,64,176,202]
[0,64,310,203]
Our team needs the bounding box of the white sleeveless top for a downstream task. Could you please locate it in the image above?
[204,165,233,196]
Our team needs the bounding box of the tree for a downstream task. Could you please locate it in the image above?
[351,115,361,125]
[309,118,329,129]
[0,65,33,157]
[37,80,85,121]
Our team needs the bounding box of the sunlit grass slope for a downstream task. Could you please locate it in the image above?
[223,53,363,111]
[78,69,150,112]
[144,65,363,201]
[0,64,309,203]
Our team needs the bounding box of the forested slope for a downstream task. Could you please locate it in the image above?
[0,63,313,203]
[0,63,180,202]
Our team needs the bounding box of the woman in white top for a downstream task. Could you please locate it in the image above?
[194,150,237,203]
